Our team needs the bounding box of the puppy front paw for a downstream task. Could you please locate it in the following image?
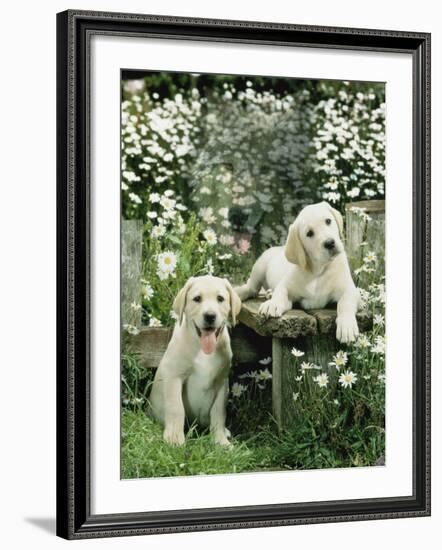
[163,425,185,446]
[213,429,231,447]
[336,314,359,343]
[259,299,287,318]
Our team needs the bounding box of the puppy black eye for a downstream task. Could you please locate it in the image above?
[217,295,225,303]
[325,218,332,225]
[193,296,202,303]
[306,229,314,238]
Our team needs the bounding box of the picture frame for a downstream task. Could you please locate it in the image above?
[56,9,431,540]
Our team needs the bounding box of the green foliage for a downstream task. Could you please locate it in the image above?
[121,351,154,410]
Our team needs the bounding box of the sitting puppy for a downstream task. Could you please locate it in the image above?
[235,201,360,343]
[148,275,241,446]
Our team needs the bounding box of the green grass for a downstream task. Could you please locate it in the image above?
[121,408,261,478]
[121,365,384,479]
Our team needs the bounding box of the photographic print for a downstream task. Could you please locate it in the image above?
[120,71,386,479]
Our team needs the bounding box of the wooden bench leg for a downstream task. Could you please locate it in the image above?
[272,338,283,430]
[272,335,339,431]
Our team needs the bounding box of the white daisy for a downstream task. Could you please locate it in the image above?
[292,392,300,402]
[355,334,371,349]
[373,313,385,327]
[339,370,358,389]
[329,350,348,369]
[149,192,161,203]
[130,301,141,311]
[147,211,158,219]
[141,283,154,301]
[364,251,378,263]
[160,196,176,211]
[203,228,217,246]
[128,192,142,204]
[295,375,303,382]
[148,317,162,327]
[258,369,272,381]
[291,347,305,358]
[231,382,246,398]
[371,335,386,355]
[157,251,177,276]
[314,373,329,388]
[164,189,174,197]
[199,206,216,224]
[151,224,166,239]
[259,357,272,365]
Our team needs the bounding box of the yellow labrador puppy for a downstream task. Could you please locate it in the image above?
[148,275,241,446]
[235,201,360,343]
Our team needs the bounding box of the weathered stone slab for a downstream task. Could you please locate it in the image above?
[311,309,373,335]
[238,299,317,338]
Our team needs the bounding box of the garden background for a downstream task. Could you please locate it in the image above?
[120,72,386,478]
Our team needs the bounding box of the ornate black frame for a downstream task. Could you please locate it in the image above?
[56,9,431,539]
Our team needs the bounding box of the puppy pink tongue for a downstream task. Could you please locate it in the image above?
[200,329,216,354]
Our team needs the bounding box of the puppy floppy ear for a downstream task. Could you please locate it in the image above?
[285,221,310,271]
[173,277,194,325]
[324,202,344,240]
[223,279,242,326]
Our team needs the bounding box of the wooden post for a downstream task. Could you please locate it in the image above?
[272,339,283,429]
[345,200,385,285]
[121,219,143,329]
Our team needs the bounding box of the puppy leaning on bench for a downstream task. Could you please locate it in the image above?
[235,201,360,344]
[148,275,241,446]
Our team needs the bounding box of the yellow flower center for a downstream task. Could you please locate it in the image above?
[164,257,172,265]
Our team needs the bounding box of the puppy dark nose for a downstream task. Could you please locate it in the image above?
[323,238,336,250]
[203,312,216,325]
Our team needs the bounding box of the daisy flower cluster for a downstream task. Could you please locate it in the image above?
[121,87,202,219]
[309,82,385,211]
[290,346,359,392]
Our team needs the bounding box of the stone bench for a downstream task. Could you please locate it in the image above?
[238,298,372,429]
